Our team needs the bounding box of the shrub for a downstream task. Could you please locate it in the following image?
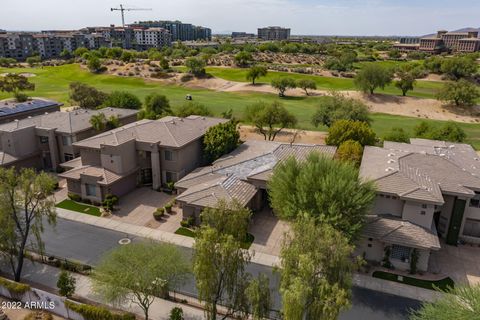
[165,203,173,213]
[57,270,76,297]
[68,193,81,202]
[180,74,194,82]
[169,307,184,320]
[154,208,165,220]
[326,120,376,146]
[102,194,119,212]
[65,300,135,320]
[14,92,29,102]
[0,276,30,296]
[23,312,54,320]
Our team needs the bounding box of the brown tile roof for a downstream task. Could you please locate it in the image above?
[74,115,227,149]
[59,165,135,185]
[363,215,441,250]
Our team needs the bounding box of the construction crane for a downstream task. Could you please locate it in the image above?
[110,4,152,27]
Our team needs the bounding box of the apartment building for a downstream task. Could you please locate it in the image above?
[419,30,480,53]
[133,28,172,51]
[0,98,62,124]
[257,26,291,41]
[0,108,137,171]
[175,140,337,224]
[231,32,256,39]
[358,139,480,272]
[59,116,226,203]
[130,21,212,41]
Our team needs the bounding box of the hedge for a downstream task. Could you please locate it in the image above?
[65,300,135,320]
[0,276,30,295]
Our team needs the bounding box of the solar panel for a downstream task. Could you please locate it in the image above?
[0,100,58,117]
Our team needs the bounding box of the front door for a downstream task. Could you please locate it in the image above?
[446,198,466,246]
[140,168,153,185]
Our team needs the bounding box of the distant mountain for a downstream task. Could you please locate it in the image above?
[453,27,480,33]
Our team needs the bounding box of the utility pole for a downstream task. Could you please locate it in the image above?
[110,4,152,27]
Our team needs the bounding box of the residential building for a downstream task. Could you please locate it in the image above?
[132,27,172,51]
[231,32,256,39]
[358,139,480,272]
[0,107,138,171]
[257,26,291,41]
[0,98,62,124]
[175,140,337,224]
[130,21,212,41]
[59,115,226,203]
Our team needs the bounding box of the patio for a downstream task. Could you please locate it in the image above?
[109,187,182,232]
[249,208,290,256]
[429,240,480,285]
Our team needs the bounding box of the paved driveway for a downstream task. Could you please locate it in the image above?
[429,240,480,285]
[110,187,180,231]
[249,208,290,256]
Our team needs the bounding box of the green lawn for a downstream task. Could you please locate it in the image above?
[174,227,254,249]
[56,199,101,216]
[372,271,454,291]
[174,66,443,99]
[1,64,478,149]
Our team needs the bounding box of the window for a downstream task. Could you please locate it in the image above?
[390,245,412,261]
[39,136,49,144]
[64,153,74,161]
[164,150,173,161]
[421,204,428,209]
[62,135,72,146]
[165,171,177,183]
[85,184,96,196]
[463,219,480,238]
[469,192,480,208]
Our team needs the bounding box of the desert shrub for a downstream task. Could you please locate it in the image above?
[68,193,81,202]
[65,300,135,320]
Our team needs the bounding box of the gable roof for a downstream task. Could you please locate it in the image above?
[363,215,441,250]
[360,139,480,204]
[0,107,137,134]
[74,115,227,149]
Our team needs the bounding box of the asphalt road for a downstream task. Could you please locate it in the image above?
[31,218,421,320]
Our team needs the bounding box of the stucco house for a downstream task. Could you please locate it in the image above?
[175,140,337,224]
[358,139,480,272]
[0,107,138,171]
[59,115,227,204]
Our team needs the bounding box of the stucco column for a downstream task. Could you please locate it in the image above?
[151,149,161,190]
[47,130,59,170]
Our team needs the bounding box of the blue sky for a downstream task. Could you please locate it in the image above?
[1,0,479,35]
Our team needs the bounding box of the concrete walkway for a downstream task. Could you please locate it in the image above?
[56,208,439,302]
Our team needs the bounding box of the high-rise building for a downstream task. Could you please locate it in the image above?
[257,26,290,41]
[130,20,212,41]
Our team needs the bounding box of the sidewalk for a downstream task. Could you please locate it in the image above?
[56,208,439,302]
[1,260,206,320]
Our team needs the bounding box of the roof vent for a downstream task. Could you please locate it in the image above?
[385,167,394,172]
[388,153,395,157]
[439,153,445,157]
[387,159,396,164]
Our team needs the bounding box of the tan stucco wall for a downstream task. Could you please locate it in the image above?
[1,126,38,157]
[402,201,435,229]
[372,195,404,217]
[79,148,101,166]
[101,139,137,174]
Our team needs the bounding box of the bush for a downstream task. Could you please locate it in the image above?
[154,208,165,220]
[169,307,184,320]
[14,92,29,102]
[57,270,76,297]
[383,127,410,143]
[165,203,173,213]
[336,140,363,166]
[0,276,30,296]
[180,74,194,82]
[64,300,135,320]
[23,312,54,320]
[326,120,376,146]
[180,216,195,228]
[103,91,142,109]
[68,193,81,202]
[102,194,119,212]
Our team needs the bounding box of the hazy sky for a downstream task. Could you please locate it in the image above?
[1,0,479,36]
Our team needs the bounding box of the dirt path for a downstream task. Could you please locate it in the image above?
[239,125,327,144]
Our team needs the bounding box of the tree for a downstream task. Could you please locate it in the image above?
[26,55,41,66]
[0,74,35,101]
[311,92,371,127]
[413,121,466,143]
[440,56,477,80]
[93,242,190,320]
[106,47,123,60]
[424,56,444,74]
[336,140,364,166]
[73,47,88,58]
[175,101,213,118]
[296,79,317,95]
[200,199,251,242]
[0,168,56,282]
[245,274,271,320]
[90,113,107,131]
[169,307,184,320]
[324,51,357,72]
[326,120,376,147]
[244,101,297,141]
[69,82,108,109]
[193,226,252,320]
[60,49,72,59]
[138,93,172,120]
[436,79,480,107]
[87,57,104,73]
[271,77,297,97]
[185,57,206,77]
[354,64,393,94]
[383,127,410,143]
[246,66,268,85]
[103,91,142,109]
[57,270,76,298]
[280,216,355,320]
[203,120,240,163]
[120,51,134,63]
[410,285,478,320]
[234,51,253,67]
[268,153,375,240]
[388,49,402,59]
[395,70,416,96]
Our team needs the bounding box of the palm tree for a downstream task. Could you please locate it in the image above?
[89,113,107,131]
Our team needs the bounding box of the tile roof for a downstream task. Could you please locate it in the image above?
[175,140,337,207]
[0,107,137,134]
[74,115,227,149]
[363,215,441,250]
[360,139,480,204]
[58,165,135,185]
